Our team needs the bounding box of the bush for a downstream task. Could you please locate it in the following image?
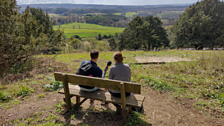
[43,77,63,91]
[0,92,10,102]
[16,85,34,97]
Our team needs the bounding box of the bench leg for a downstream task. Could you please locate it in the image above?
[122,106,132,124]
[76,96,80,104]
[112,103,122,114]
[122,109,127,124]
[74,98,88,109]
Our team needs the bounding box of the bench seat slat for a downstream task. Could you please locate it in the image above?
[58,85,145,108]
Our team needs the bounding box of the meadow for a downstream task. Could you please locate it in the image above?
[113,13,122,15]
[42,50,224,111]
[125,12,138,17]
[53,22,124,38]
[1,50,224,125]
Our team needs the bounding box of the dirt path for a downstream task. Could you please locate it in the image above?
[135,56,191,63]
[1,88,224,126]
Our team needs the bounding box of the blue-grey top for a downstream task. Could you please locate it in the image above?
[109,62,131,93]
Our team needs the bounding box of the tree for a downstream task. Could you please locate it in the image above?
[102,35,108,39]
[98,34,102,40]
[171,0,224,49]
[73,35,81,40]
[70,36,82,49]
[108,38,117,50]
[0,0,63,77]
[118,16,169,50]
[29,7,54,36]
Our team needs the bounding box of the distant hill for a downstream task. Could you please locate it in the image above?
[19,3,190,11]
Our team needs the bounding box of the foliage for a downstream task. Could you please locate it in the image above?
[171,0,224,49]
[69,36,82,50]
[43,77,63,91]
[0,92,10,102]
[102,35,108,39]
[0,0,63,77]
[38,94,45,98]
[98,34,102,40]
[84,14,128,27]
[16,85,34,97]
[138,75,177,92]
[108,38,117,50]
[118,16,169,51]
[126,112,147,126]
[29,7,54,35]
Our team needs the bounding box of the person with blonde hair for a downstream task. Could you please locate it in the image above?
[108,52,131,97]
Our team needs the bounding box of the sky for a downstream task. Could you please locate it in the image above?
[17,0,199,5]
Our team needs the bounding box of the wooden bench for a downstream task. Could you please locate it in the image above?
[54,72,145,124]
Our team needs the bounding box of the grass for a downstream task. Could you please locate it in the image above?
[53,22,124,38]
[1,50,224,125]
[38,94,45,98]
[113,13,122,15]
[48,14,60,17]
[41,50,224,116]
[126,12,138,17]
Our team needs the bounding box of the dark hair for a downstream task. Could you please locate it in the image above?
[90,49,99,59]
[113,52,123,62]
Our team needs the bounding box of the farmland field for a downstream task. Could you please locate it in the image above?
[113,13,122,15]
[53,22,124,38]
[126,12,138,17]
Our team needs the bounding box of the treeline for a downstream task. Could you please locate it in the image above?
[84,14,128,27]
[118,16,169,51]
[45,8,122,15]
[51,14,129,27]
[0,1,63,77]
[170,0,224,49]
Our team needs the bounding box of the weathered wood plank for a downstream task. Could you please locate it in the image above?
[58,85,145,108]
[120,82,127,124]
[54,72,141,94]
[62,74,72,110]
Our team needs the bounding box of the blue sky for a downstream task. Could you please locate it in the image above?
[17,0,199,5]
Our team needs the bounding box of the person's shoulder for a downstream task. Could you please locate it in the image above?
[110,65,116,70]
[81,60,87,66]
[95,66,102,72]
[123,63,130,67]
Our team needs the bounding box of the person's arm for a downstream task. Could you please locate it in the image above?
[98,68,103,78]
[108,67,113,79]
[102,66,108,78]
[128,67,131,81]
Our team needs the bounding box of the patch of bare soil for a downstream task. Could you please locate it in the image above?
[1,88,224,126]
[135,56,191,63]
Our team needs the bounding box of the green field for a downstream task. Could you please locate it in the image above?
[113,13,122,15]
[126,12,138,17]
[48,14,59,17]
[53,22,124,38]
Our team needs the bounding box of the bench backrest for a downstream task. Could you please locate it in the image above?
[54,72,141,94]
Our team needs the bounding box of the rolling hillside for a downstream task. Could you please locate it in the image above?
[53,22,124,38]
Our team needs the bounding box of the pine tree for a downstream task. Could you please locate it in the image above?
[171,0,224,49]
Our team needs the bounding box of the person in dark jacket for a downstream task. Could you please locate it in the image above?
[79,49,103,92]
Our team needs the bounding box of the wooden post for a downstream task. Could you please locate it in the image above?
[62,74,72,110]
[120,82,127,124]
[76,96,80,104]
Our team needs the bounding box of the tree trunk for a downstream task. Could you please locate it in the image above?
[147,43,151,51]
